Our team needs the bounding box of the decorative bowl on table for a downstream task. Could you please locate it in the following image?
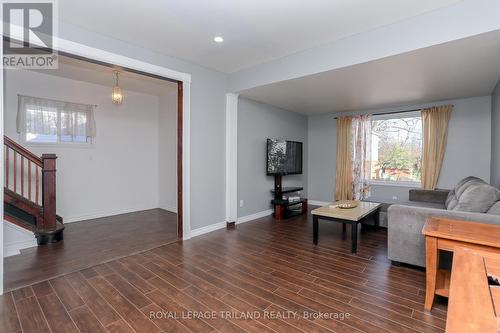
[333,200,358,209]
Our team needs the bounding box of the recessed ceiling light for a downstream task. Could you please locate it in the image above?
[213,36,224,43]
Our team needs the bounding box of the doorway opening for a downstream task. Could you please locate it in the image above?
[2,41,189,292]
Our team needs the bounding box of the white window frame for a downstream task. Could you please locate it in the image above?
[18,97,96,148]
[20,134,96,149]
[368,111,422,188]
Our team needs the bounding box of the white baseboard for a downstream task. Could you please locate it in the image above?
[308,200,330,207]
[190,220,227,238]
[158,206,177,214]
[3,221,37,257]
[63,205,160,223]
[237,209,273,224]
[189,209,274,239]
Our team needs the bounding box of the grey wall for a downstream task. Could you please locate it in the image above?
[57,23,228,230]
[308,96,492,204]
[438,96,491,188]
[307,114,336,203]
[238,98,307,217]
[492,80,500,188]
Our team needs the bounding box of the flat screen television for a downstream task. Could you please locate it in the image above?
[266,139,303,175]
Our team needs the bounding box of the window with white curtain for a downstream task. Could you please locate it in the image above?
[17,95,96,144]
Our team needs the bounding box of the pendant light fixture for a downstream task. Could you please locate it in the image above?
[112,70,123,105]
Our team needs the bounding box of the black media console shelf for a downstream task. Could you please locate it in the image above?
[271,187,303,194]
[271,175,307,220]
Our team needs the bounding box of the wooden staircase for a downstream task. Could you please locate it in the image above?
[4,136,64,245]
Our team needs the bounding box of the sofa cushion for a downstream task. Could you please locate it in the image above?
[400,200,446,210]
[457,176,484,191]
[409,189,449,204]
[451,183,500,213]
[445,189,457,210]
[445,176,488,210]
[487,201,500,215]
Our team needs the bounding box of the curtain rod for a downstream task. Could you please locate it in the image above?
[333,108,420,119]
[17,94,98,108]
[333,105,453,119]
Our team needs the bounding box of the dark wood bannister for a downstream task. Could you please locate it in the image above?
[4,135,63,244]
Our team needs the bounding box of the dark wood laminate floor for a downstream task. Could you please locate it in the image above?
[4,208,178,291]
[1,208,447,333]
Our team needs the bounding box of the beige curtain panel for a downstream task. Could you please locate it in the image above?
[335,116,353,201]
[421,105,453,190]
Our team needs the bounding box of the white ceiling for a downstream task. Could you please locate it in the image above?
[240,30,500,115]
[32,55,177,96]
[59,0,463,73]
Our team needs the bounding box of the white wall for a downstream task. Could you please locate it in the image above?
[308,96,492,203]
[238,98,308,217]
[4,69,177,222]
[158,90,178,212]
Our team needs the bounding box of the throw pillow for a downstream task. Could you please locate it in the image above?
[451,183,500,213]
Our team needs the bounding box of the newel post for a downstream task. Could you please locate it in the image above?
[42,154,57,230]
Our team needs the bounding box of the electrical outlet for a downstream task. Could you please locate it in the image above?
[239,200,244,207]
[392,196,398,201]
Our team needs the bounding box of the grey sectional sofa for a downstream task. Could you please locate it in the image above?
[387,176,500,267]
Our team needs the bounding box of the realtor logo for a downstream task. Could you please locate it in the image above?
[2,0,58,69]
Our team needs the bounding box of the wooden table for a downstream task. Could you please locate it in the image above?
[446,247,500,333]
[311,201,381,253]
[422,217,500,311]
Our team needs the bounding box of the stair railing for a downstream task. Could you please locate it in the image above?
[4,136,57,230]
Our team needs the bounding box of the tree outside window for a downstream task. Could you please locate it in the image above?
[370,115,422,183]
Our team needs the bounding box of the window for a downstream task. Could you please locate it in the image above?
[370,112,422,184]
[17,95,96,144]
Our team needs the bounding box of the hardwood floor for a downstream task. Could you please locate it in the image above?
[1,208,447,333]
[4,209,178,291]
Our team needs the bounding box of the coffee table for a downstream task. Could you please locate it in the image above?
[311,201,381,253]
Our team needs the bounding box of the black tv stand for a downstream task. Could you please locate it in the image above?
[270,174,308,220]
[272,186,304,194]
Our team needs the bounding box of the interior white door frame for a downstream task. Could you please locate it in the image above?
[225,93,238,223]
[0,34,192,295]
